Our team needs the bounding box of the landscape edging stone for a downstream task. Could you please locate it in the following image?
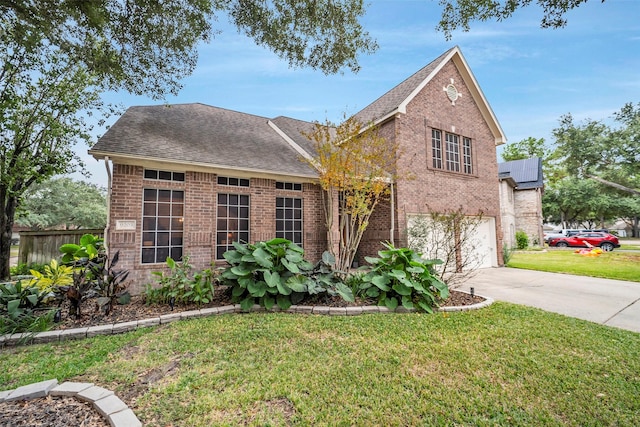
[0,293,493,348]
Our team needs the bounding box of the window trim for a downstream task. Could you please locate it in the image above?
[217,176,250,187]
[276,196,303,246]
[428,127,475,176]
[143,169,185,182]
[141,188,184,264]
[215,192,251,260]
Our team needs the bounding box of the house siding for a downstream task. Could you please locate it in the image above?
[108,164,327,294]
[514,188,544,246]
[392,61,503,263]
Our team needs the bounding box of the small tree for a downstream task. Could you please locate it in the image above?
[406,208,485,288]
[303,115,399,273]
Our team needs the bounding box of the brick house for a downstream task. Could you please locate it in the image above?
[498,157,545,246]
[89,46,507,293]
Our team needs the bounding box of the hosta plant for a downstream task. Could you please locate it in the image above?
[359,242,449,313]
[28,259,73,294]
[221,238,353,311]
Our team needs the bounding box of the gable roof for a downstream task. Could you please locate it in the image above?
[90,47,507,178]
[355,46,506,145]
[89,103,318,179]
[498,157,544,190]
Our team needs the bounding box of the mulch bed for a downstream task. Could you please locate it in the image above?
[0,396,110,427]
[1,289,484,426]
[50,287,485,331]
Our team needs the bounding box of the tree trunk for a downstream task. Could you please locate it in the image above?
[0,189,18,280]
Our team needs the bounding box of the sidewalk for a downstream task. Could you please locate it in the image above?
[464,267,640,333]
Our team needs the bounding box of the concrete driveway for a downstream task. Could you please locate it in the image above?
[464,267,640,334]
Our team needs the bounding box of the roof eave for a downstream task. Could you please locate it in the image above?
[394,46,507,146]
[87,150,320,182]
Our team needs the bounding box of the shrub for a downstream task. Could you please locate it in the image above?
[10,262,46,276]
[502,243,515,265]
[0,280,55,334]
[220,238,353,311]
[146,255,216,307]
[515,231,529,250]
[358,242,449,313]
[28,259,73,294]
[57,234,131,317]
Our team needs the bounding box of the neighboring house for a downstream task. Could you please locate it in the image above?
[498,157,544,246]
[89,46,507,293]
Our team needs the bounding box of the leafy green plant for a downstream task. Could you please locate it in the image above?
[502,243,515,265]
[10,262,46,276]
[0,280,55,334]
[89,251,131,314]
[515,230,529,250]
[221,238,314,311]
[221,239,354,311]
[57,234,131,317]
[146,256,215,307]
[358,242,449,312]
[59,233,104,264]
[28,259,73,293]
[304,251,355,302]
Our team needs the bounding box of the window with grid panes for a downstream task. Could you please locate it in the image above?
[276,197,303,246]
[141,189,184,263]
[216,193,250,259]
[445,133,460,172]
[431,129,443,169]
[462,137,473,174]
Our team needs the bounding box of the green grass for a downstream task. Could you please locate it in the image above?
[508,250,640,282]
[10,246,18,257]
[2,305,640,426]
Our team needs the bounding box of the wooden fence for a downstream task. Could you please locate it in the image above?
[17,229,104,266]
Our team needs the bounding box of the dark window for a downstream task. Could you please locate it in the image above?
[276,182,303,191]
[216,193,250,259]
[445,133,460,172]
[144,169,185,182]
[141,189,184,264]
[463,137,473,174]
[431,129,442,169]
[276,197,303,246]
[430,129,474,175]
[217,176,250,187]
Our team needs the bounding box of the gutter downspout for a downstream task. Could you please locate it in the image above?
[390,181,395,246]
[104,156,112,259]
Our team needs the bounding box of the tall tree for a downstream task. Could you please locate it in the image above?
[0,0,378,279]
[16,178,107,231]
[548,106,640,235]
[437,0,601,39]
[303,115,399,272]
[500,137,549,162]
[2,0,377,97]
[0,33,108,279]
[553,108,639,195]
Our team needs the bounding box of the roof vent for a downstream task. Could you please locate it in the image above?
[445,83,459,104]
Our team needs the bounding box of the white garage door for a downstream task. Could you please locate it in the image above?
[407,214,498,272]
[473,217,497,269]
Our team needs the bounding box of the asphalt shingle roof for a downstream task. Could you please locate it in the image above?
[355,48,455,124]
[90,103,318,178]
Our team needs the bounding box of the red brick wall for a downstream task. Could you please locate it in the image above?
[108,165,327,294]
[392,61,504,263]
[358,61,504,265]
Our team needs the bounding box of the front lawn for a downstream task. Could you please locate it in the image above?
[2,304,639,426]
[508,250,640,282]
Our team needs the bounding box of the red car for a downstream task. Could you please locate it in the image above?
[549,232,620,252]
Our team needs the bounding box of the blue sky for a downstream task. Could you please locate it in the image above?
[79,0,640,187]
